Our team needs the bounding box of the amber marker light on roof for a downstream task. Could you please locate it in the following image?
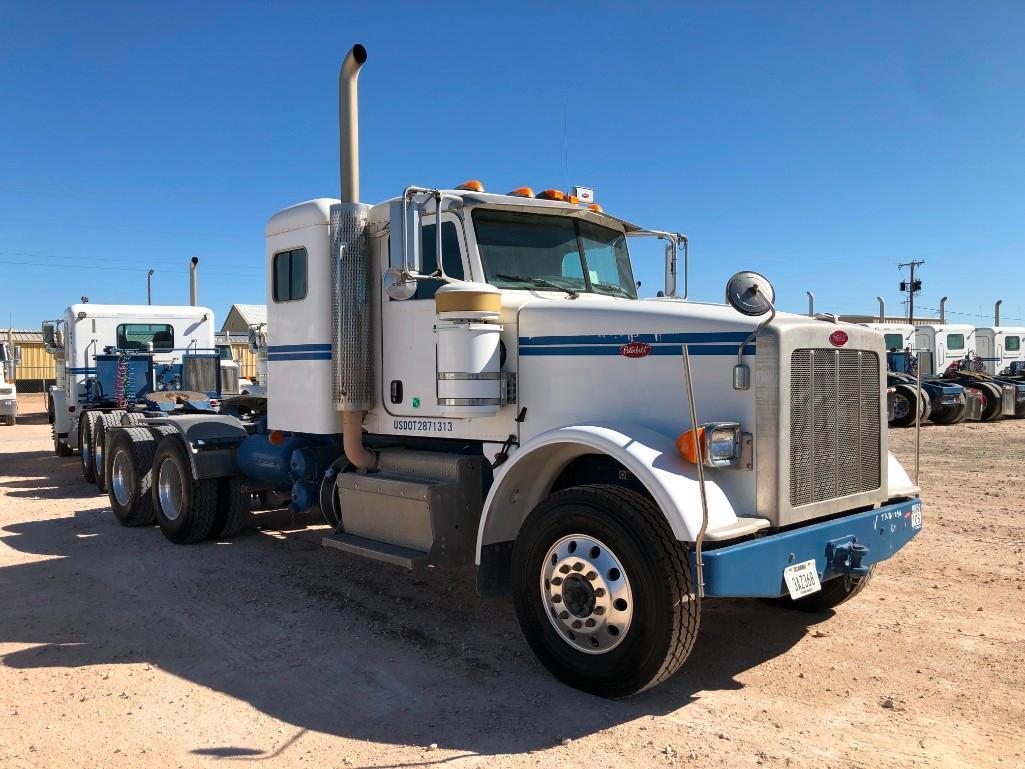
[587,203,603,213]
[536,189,566,201]
[506,187,534,197]
[455,180,484,192]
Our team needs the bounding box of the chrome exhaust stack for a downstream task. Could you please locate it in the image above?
[190,257,199,306]
[331,44,375,470]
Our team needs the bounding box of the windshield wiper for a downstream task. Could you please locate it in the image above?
[495,273,579,299]
[592,281,633,298]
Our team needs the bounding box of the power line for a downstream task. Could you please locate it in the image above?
[0,258,262,277]
[0,249,260,271]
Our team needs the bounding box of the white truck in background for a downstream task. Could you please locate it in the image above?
[974,326,1025,375]
[72,44,923,697]
[0,340,18,425]
[912,324,975,375]
[43,304,224,474]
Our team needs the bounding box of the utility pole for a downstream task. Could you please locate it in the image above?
[898,260,924,323]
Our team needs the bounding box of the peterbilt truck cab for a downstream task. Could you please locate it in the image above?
[44,303,222,464]
[91,44,923,698]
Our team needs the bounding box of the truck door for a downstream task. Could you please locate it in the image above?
[977,334,993,374]
[381,212,468,417]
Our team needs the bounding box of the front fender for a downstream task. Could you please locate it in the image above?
[475,423,769,564]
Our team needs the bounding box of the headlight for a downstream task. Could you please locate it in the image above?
[676,422,743,468]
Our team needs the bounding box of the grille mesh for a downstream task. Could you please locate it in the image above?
[790,349,881,507]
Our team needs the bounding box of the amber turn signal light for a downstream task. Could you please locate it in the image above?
[676,427,705,464]
[536,188,566,201]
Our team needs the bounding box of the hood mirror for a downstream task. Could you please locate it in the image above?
[725,271,775,316]
[725,271,777,391]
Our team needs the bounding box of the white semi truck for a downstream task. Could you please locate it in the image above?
[912,323,976,375]
[0,340,18,425]
[43,304,224,472]
[974,326,1025,375]
[85,45,922,697]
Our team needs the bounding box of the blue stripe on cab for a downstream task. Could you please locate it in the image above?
[267,352,332,362]
[518,331,751,346]
[520,344,754,357]
[267,343,332,353]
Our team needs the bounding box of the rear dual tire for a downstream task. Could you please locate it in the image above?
[107,427,158,526]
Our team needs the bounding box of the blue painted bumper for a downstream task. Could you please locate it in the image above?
[698,498,923,597]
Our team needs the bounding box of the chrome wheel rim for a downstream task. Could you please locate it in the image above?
[81,440,90,469]
[892,394,910,420]
[93,435,104,476]
[157,458,184,522]
[540,534,633,654]
[111,450,132,507]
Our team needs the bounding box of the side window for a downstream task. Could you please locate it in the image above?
[947,333,965,351]
[273,248,308,302]
[413,221,463,300]
[883,333,904,351]
[1006,336,1021,352]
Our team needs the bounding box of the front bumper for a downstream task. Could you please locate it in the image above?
[698,498,922,597]
[0,398,16,416]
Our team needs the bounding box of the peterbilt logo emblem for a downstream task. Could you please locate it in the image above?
[620,342,651,358]
[829,330,849,347]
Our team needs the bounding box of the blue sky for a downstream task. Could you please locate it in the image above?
[3,1,1025,329]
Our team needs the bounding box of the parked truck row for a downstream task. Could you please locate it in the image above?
[36,44,924,697]
[862,322,1025,427]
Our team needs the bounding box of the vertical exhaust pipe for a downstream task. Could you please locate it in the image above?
[939,296,947,324]
[189,257,199,306]
[806,290,814,317]
[339,44,368,205]
[995,299,1003,326]
[876,296,885,323]
[148,269,155,305]
[334,44,375,471]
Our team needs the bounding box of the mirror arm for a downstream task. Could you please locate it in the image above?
[737,289,777,366]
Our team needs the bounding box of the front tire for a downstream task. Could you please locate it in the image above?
[890,387,917,427]
[511,484,699,698]
[151,437,218,544]
[79,411,101,482]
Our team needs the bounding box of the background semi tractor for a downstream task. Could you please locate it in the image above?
[43,304,226,472]
[57,45,923,697]
[0,339,18,425]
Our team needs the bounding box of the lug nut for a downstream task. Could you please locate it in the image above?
[559,610,569,620]
[585,571,597,581]
[593,606,605,615]
[572,620,582,629]
[594,588,606,598]
[585,618,596,628]
[572,563,583,572]
[551,576,563,586]
[552,594,562,603]
[559,565,570,574]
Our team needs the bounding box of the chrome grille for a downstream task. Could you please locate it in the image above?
[790,349,881,507]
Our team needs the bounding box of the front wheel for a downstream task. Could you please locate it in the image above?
[511,484,700,698]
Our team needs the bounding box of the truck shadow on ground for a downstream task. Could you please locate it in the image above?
[0,453,820,760]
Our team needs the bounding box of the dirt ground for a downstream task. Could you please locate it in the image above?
[0,393,1022,769]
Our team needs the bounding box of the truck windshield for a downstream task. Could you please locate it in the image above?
[473,209,637,299]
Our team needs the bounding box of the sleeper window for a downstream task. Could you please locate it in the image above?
[946,333,965,351]
[1006,336,1021,352]
[273,248,308,302]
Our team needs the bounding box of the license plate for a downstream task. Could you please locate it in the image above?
[783,559,822,599]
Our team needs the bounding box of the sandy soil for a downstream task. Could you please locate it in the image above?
[1,393,1022,769]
